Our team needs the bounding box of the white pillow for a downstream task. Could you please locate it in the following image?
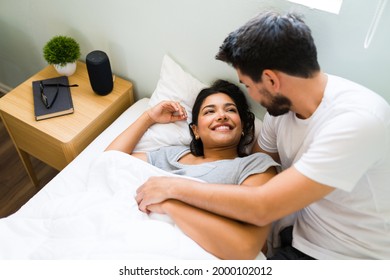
[134,55,207,152]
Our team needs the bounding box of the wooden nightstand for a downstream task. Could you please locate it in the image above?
[0,61,133,187]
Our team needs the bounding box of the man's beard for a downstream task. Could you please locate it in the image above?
[266,95,292,116]
[259,89,292,116]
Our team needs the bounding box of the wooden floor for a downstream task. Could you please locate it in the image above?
[0,118,59,218]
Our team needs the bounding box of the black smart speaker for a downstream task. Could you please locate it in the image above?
[86,50,113,95]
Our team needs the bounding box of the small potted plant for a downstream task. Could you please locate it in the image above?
[43,35,81,76]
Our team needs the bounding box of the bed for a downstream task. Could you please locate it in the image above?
[0,55,266,260]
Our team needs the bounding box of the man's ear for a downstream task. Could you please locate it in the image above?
[262,69,280,91]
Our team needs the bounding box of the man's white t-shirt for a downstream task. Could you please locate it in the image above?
[259,74,390,259]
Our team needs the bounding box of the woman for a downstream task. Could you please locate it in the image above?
[106,79,278,259]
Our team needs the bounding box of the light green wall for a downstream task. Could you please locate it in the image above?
[0,0,389,118]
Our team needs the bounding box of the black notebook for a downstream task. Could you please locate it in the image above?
[32,76,74,121]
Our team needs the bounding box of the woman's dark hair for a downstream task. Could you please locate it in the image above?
[189,79,255,157]
[216,11,320,82]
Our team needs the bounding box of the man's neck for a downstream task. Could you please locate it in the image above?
[285,72,328,119]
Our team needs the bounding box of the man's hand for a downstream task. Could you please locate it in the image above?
[136,176,175,213]
[136,176,202,213]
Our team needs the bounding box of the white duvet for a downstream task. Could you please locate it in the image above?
[0,151,217,260]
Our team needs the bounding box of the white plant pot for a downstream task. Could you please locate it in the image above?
[54,62,77,76]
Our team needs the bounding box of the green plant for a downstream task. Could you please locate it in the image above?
[43,35,81,66]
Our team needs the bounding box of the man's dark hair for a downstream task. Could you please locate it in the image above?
[216,11,320,82]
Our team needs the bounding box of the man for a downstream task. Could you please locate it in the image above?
[136,11,390,259]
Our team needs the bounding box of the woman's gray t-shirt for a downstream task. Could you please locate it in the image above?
[147,146,279,184]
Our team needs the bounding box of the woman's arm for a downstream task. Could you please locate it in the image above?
[105,101,187,160]
[147,167,276,259]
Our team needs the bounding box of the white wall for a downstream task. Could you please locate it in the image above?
[1,0,389,118]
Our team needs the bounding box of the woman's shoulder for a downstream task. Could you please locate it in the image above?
[161,145,190,153]
[240,152,279,167]
[156,145,191,159]
[148,145,191,166]
[245,151,274,160]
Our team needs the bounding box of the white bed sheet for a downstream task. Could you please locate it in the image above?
[0,98,266,260]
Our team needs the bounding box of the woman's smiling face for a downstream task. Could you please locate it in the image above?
[192,92,243,149]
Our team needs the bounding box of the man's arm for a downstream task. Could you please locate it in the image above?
[136,166,334,227]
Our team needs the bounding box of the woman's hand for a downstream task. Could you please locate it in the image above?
[146,201,168,214]
[147,101,187,124]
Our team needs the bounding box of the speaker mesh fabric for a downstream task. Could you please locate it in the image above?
[86,50,113,95]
